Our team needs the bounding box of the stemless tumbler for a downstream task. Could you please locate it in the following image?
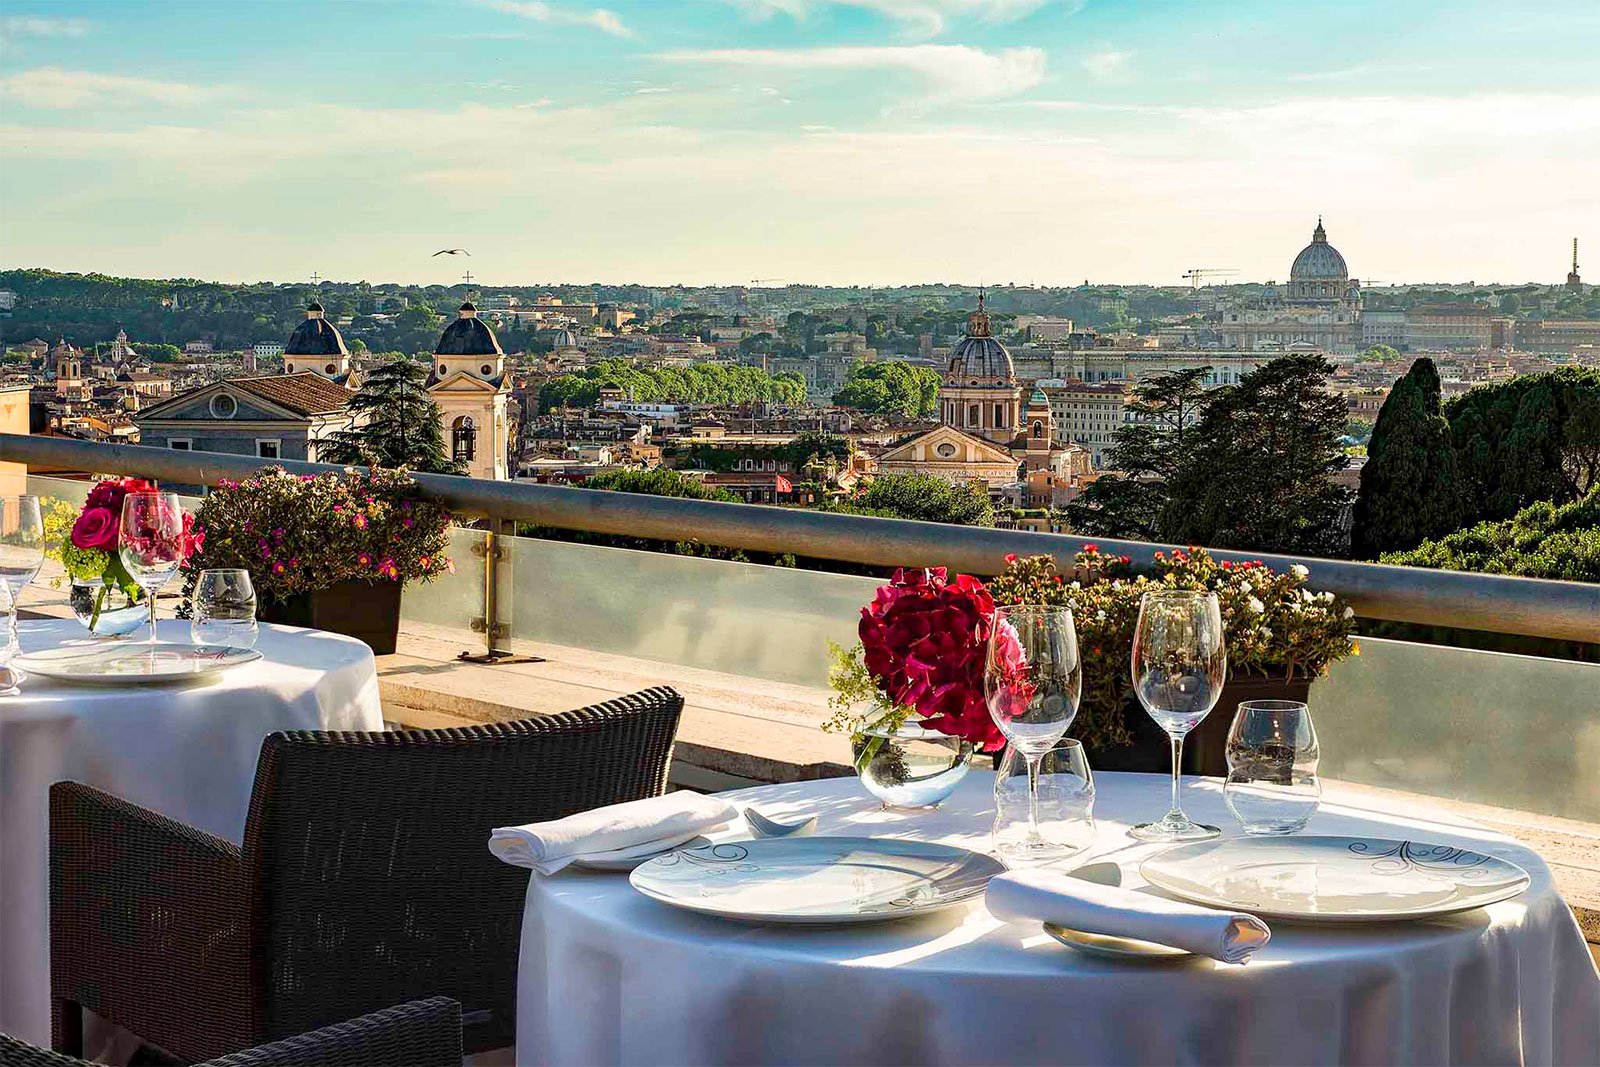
[1224,700,1321,835]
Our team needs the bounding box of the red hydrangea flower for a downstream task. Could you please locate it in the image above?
[858,567,1008,751]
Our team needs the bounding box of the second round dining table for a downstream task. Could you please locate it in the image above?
[515,771,1600,1066]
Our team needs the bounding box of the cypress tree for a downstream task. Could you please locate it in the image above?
[1352,358,1466,558]
[321,356,465,474]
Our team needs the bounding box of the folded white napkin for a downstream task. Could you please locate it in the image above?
[985,867,1272,964]
[489,792,739,875]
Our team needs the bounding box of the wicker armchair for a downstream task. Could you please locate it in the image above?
[50,687,684,1062]
[0,997,461,1067]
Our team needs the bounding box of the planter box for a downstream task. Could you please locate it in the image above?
[259,579,403,655]
[1088,673,1314,776]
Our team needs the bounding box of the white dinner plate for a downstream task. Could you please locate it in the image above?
[14,642,263,685]
[1140,835,1531,923]
[630,836,1007,924]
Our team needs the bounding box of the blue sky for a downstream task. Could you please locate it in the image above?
[2,0,1596,287]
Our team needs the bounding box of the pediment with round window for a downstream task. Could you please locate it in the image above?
[935,442,957,459]
[209,393,238,419]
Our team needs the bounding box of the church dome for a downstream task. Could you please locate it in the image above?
[434,301,504,357]
[285,303,349,356]
[547,328,578,350]
[1290,218,1348,281]
[947,293,1014,381]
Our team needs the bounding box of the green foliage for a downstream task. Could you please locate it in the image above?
[831,361,941,419]
[320,357,465,475]
[1061,367,1210,539]
[181,466,453,607]
[1360,344,1399,363]
[582,468,740,502]
[1352,358,1466,558]
[538,359,805,412]
[678,431,851,474]
[1160,354,1352,557]
[1445,367,1600,523]
[856,474,995,526]
[130,342,182,363]
[1382,484,1600,583]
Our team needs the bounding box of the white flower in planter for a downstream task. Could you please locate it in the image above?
[1247,596,1266,614]
[1290,564,1310,580]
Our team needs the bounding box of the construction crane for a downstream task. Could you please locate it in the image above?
[750,277,784,286]
[1181,267,1240,289]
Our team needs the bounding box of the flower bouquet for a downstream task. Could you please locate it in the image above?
[825,567,1016,809]
[48,477,203,634]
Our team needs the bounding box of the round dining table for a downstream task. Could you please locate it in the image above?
[516,771,1600,1066]
[0,618,385,1049]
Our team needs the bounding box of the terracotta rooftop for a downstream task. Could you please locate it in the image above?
[235,373,353,416]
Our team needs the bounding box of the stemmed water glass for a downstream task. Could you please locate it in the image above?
[0,496,45,656]
[118,491,186,645]
[984,605,1083,863]
[1128,589,1227,842]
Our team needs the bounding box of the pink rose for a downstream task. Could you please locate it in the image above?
[70,506,119,551]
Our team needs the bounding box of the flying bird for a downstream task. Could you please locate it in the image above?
[432,248,471,256]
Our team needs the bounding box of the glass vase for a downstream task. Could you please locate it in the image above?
[852,721,974,811]
[69,578,147,638]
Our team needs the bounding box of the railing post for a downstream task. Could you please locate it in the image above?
[459,515,537,665]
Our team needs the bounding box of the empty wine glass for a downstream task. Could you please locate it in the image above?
[984,605,1082,863]
[191,569,258,649]
[1129,589,1227,842]
[1225,700,1321,834]
[118,491,185,645]
[0,496,45,654]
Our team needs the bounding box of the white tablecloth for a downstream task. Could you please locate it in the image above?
[516,772,1600,1066]
[0,618,384,1047]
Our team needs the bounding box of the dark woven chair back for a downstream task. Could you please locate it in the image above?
[239,686,683,1053]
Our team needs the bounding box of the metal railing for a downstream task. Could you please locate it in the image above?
[4,432,1597,646]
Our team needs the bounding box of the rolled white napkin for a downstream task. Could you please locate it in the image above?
[986,867,1272,964]
[489,792,739,875]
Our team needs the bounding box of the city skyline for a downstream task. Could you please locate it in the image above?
[1,0,1597,287]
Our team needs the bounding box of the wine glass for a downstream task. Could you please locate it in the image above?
[1128,589,1227,842]
[118,491,185,645]
[191,569,259,649]
[984,605,1082,863]
[0,496,45,655]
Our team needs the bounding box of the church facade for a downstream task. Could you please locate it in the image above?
[877,295,1079,501]
[427,302,511,481]
[1215,219,1363,355]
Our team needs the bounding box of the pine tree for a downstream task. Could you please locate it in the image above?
[1061,367,1210,538]
[321,356,465,475]
[1160,354,1352,557]
[1351,358,1465,558]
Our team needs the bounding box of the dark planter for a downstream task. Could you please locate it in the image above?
[1085,673,1314,777]
[259,579,403,655]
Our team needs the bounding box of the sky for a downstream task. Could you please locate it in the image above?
[1,0,1597,288]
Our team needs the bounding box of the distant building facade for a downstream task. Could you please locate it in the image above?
[428,302,511,480]
[136,373,358,462]
[1215,219,1362,354]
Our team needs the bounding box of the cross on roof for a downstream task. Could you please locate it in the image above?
[463,269,475,286]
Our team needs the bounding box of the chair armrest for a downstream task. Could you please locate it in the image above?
[50,781,253,1061]
[198,997,463,1067]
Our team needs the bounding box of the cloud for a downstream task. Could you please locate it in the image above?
[728,1,1068,38]
[1081,48,1130,80]
[0,67,216,109]
[0,16,90,42]
[477,0,633,38]
[658,44,1047,103]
